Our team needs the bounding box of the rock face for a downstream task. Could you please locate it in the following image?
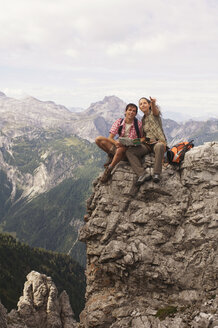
[3,271,78,328]
[0,301,7,328]
[79,142,218,327]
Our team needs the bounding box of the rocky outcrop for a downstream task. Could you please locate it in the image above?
[0,301,7,328]
[79,142,218,327]
[3,271,78,328]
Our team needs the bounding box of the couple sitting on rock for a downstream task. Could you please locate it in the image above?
[95,97,167,184]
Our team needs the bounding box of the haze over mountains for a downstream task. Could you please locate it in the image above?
[162,110,218,122]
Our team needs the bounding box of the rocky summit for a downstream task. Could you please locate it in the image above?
[79,142,218,328]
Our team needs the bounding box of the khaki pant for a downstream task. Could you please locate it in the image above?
[126,142,165,176]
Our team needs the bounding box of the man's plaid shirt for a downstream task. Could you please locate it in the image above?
[109,118,142,139]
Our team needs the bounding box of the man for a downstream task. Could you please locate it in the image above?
[95,103,142,183]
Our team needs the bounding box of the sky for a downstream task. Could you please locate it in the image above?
[0,0,218,117]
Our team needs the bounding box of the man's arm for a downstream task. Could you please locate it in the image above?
[109,118,124,148]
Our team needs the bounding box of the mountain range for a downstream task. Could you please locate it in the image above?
[0,91,217,268]
[162,110,218,122]
[1,91,217,144]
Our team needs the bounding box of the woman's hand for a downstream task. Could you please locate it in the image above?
[150,97,156,104]
[150,96,159,116]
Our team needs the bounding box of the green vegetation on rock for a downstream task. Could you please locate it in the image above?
[3,177,91,266]
[155,305,178,321]
[0,170,12,219]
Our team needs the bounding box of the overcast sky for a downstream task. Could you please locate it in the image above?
[0,0,218,117]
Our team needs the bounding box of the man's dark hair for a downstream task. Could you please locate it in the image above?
[125,103,138,114]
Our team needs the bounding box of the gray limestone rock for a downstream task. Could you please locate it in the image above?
[0,301,7,328]
[3,142,218,328]
[79,142,218,327]
[6,271,78,328]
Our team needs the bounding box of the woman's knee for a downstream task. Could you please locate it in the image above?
[155,142,165,151]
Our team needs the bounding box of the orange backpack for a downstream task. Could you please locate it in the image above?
[166,140,194,164]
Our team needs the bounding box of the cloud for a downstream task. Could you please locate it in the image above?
[0,0,218,115]
[1,0,218,62]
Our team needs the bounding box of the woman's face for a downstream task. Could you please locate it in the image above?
[139,98,150,114]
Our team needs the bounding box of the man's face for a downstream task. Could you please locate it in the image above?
[126,106,137,119]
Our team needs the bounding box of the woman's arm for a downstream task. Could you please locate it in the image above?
[150,97,160,116]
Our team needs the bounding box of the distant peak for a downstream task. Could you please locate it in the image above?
[103,95,122,102]
[0,91,6,97]
[23,96,40,102]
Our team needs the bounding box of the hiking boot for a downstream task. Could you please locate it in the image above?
[153,174,160,183]
[104,154,113,167]
[84,214,90,222]
[135,172,152,186]
[100,166,112,183]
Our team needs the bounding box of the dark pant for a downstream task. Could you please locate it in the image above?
[126,142,165,176]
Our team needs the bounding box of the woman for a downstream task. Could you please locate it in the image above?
[126,97,167,184]
[95,103,142,183]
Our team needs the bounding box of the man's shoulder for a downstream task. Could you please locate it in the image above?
[112,117,124,126]
[110,118,124,133]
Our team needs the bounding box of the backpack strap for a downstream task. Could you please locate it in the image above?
[134,118,141,138]
[118,118,124,136]
[118,117,141,138]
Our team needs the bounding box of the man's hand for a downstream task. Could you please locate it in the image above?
[115,140,123,148]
